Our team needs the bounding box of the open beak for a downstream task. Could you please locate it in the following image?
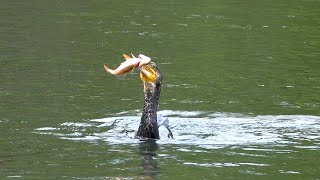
[139,65,156,83]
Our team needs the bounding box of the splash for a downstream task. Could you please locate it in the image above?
[35,111,320,149]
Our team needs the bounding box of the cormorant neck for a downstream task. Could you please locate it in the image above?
[135,76,162,139]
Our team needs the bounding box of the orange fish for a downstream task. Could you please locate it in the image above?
[104,53,152,75]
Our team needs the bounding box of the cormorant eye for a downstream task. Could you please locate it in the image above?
[150,63,158,71]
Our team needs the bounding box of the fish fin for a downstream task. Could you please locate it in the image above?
[130,67,136,74]
[123,54,131,59]
[116,74,126,80]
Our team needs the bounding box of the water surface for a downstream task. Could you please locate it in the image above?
[1,0,320,179]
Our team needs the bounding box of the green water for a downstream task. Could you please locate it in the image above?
[1,0,320,179]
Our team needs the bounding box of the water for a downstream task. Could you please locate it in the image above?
[1,0,320,179]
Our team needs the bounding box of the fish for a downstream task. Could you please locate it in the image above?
[104,53,151,75]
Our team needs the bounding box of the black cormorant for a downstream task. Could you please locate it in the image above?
[135,62,163,139]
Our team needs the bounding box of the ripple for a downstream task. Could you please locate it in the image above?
[241,148,296,153]
[183,162,269,168]
[164,83,198,89]
[279,170,300,174]
[129,21,141,26]
[0,118,9,123]
[178,100,207,104]
[60,122,94,127]
[294,146,320,150]
[186,14,202,19]
[35,127,59,131]
[240,170,267,176]
[7,175,23,178]
[184,162,239,167]
[176,23,188,27]
[238,163,269,167]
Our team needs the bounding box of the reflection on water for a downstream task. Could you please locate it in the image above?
[138,141,159,179]
[35,110,320,150]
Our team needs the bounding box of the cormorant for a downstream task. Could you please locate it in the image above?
[104,54,172,139]
[135,62,163,139]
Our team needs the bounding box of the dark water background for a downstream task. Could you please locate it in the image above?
[1,0,320,179]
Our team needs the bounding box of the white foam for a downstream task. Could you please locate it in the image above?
[34,111,320,149]
[35,127,59,131]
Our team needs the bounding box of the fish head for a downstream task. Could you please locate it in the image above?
[138,54,152,67]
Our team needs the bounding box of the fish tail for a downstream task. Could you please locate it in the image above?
[104,64,115,74]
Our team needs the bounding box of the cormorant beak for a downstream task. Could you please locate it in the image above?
[139,65,156,83]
